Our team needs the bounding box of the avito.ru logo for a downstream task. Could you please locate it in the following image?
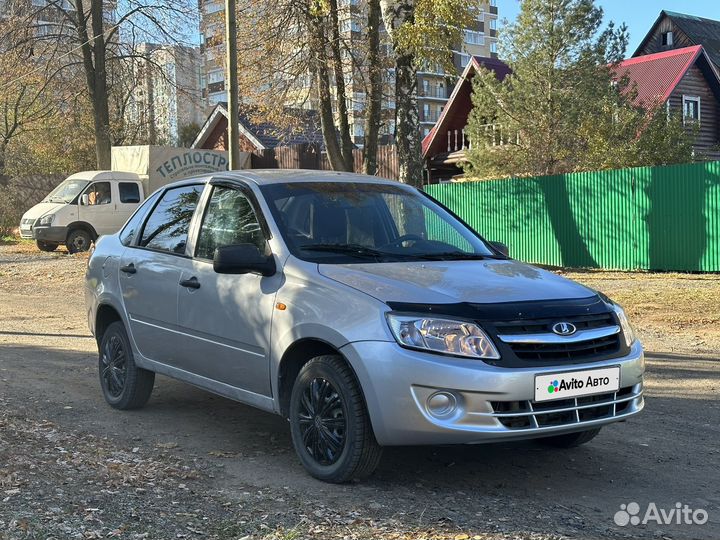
[614,502,708,526]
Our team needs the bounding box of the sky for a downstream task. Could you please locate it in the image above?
[497,0,720,55]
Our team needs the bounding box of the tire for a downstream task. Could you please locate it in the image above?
[289,355,382,483]
[538,427,602,448]
[98,321,155,410]
[66,228,92,253]
[36,240,58,252]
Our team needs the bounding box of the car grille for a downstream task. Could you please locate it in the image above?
[508,335,620,361]
[494,313,615,335]
[490,385,642,430]
[493,313,622,362]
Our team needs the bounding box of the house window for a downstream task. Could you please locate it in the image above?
[464,30,485,45]
[208,69,224,84]
[490,42,498,54]
[661,31,673,46]
[489,18,497,31]
[682,95,700,124]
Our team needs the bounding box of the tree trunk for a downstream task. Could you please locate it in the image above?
[90,0,111,169]
[363,0,382,176]
[76,0,111,169]
[0,139,8,185]
[309,16,345,171]
[381,0,423,186]
[328,0,354,171]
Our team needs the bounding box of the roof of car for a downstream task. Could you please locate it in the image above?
[66,171,142,181]
[167,169,404,189]
[225,169,400,185]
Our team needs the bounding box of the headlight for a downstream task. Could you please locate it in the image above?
[37,214,55,226]
[612,304,636,347]
[386,314,500,359]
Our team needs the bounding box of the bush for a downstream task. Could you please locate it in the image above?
[0,175,65,237]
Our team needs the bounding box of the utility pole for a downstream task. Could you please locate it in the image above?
[225,0,240,169]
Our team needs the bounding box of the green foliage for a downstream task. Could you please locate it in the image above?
[464,0,694,178]
[178,123,201,148]
[393,0,476,69]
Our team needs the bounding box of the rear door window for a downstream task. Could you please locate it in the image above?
[119,182,141,203]
[139,185,203,255]
[120,191,162,246]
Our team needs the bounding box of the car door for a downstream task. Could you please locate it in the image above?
[175,182,280,396]
[78,181,115,235]
[118,183,203,366]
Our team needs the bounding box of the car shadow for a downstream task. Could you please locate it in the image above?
[1,342,718,539]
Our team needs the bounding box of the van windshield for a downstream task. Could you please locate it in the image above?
[260,181,502,264]
[43,178,90,204]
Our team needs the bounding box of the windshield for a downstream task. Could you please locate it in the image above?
[43,178,90,204]
[260,181,501,264]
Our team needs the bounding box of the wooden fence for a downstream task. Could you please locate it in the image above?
[250,143,399,180]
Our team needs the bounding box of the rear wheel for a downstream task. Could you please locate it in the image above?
[538,427,602,448]
[67,228,92,253]
[99,321,155,410]
[36,240,58,252]
[289,355,382,483]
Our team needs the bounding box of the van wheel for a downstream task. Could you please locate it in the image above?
[538,427,602,448]
[289,355,382,483]
[67,229,92,253]
[99,321,155,410]
[36,241,58,252]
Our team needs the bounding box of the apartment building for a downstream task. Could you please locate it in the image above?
[198,0,226,107]
[418,0,499,138]
[0,0,117,45]
[126,43,206,145]
[197,0,499,144]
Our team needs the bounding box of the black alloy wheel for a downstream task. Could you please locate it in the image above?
[98,321,155,410]
[297,377,347,465]
[101,334,127,399]
[289,355,382,483]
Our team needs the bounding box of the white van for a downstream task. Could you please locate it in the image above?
[19,146,235,252]
[20,171,145,253]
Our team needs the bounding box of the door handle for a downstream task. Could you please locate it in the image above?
[120,263,136,274]
[179,277,201,290]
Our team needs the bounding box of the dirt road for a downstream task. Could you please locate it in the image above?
[1,242,718,539]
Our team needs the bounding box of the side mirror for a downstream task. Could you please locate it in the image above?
[213,244,276,277]
[80,194,89,206]
[490,241,510,257]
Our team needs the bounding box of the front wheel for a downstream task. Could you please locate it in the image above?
[289,355,382,483]
[67,228,92,253]
[99,321,155,410]
[36,240,58,252]
[538,427,602,448]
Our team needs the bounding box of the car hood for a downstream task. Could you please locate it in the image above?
[318,259,596,304]
[21,202,65,221]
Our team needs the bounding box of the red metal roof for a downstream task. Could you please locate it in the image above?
[613,45,703,107]
[421,56,511,158]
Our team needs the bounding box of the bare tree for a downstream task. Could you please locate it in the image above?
[381,0,474,185]
[0,17,61,182]
[18,0,197,168]
[362,0,382,175]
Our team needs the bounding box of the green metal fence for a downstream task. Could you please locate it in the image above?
[425,161,720,272]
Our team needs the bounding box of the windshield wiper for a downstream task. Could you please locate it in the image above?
[300,243,387,259]
[414,251,490,261]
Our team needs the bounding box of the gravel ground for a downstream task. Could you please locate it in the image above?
[1,240,719,540]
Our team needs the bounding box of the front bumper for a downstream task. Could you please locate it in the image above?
[32,225,68,243]
[19,224,34,239]
[340,340,645,446]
